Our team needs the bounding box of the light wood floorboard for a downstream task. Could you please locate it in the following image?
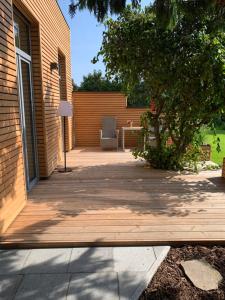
[1,147,225,247]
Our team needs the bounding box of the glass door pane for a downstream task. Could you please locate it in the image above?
[21,60,36,183]
[18,58,38,189]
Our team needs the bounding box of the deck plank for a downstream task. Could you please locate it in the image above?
[1,147,225,248]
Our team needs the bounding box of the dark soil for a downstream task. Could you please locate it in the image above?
[139,246,225,300]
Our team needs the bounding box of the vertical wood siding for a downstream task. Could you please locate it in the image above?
[0,0,72,233]
[73,92,148,147]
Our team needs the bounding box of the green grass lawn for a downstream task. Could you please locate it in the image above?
[202,130,225,165]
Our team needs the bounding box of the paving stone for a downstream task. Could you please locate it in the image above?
[23,248,72,274]
[113,247,155,272]
[67,273,119,300]
[0,250,30,274]
[0,275,23,300]
[0,246,170,300]
[14,274,70,300]
[118,271,147,300]
[181,259,223,291]
[68,247,113,273]
[153,246,170,259]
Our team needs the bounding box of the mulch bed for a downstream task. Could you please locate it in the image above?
[139,245,225,300]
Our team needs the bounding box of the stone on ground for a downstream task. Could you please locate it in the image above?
[181,259,222,291]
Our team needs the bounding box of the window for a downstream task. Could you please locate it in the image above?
[13,7,30,55]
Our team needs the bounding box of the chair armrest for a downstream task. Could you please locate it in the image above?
[99,129,103,139]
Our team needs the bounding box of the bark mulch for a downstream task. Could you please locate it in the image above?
[139,245,225,300]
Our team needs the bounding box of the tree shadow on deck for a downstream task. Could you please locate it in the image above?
[2,157,225,245]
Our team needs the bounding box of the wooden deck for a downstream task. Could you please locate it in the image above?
[1,148,225,248]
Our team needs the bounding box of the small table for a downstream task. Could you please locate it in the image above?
[121,126,144,151]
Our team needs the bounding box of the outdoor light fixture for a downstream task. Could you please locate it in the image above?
[50,62,59,72]
[57,101,73,173]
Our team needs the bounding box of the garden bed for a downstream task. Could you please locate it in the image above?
[139,246,225,300]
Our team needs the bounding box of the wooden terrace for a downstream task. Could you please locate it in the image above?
[1,148,225,248]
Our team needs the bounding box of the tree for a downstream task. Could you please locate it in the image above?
[126,82,150,108]
[69,0,225,25]
[74,70,150,107]
[75,70,122,91]
[97,7,225,170]
[69,0,135,22]
[72,79,79,91]
[153,0,225,30]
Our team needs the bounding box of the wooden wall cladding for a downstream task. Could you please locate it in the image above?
[13,0,73,176]
[73,92,148,147]
[0,0,72,233]
[0,0,27,234]
[58,52,71,152]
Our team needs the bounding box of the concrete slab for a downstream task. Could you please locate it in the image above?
[113,247,155,272]
[0,246,170,300]
[14,274,70,300]
[0,250,30,274]
[0,275,23,300]
[68,247,113,273]
[23,248,72,274]
[118,271,147,300]
[115,246,171,300]
[67,273,119,300]
[153,246,170,259]
[130,246,170,300]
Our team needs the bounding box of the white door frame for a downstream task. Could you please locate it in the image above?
[16,47,39,191]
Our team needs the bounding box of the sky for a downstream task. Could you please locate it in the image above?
[57,0,150,85]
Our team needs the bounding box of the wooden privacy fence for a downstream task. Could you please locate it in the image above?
[73,92,148,147]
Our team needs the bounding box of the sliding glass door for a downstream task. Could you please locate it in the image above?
[14,8,38,190]
[17,55,38,190]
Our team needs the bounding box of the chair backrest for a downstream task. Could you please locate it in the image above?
[102,117,117,138]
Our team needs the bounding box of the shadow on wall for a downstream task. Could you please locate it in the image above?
[43,51,73,175]
[43,71,72,174]
[43,76,63,175]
